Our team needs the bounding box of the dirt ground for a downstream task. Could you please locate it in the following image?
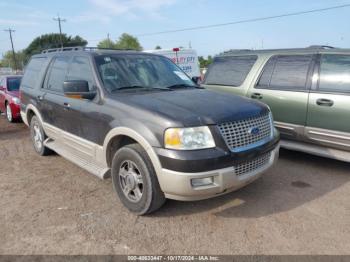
[0,115,349,255]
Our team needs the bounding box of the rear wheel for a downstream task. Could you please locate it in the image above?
[30,116,52,156]
[5,103,13,123]
[111,143,166,215]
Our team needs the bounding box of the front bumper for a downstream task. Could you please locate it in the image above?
[9,103,21,119]
[158,144,279,201]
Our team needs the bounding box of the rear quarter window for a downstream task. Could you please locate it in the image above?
[204,55,257,87]
[319,54,350,93]
[21,57,48,89]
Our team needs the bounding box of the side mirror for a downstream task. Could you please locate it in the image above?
[0,86,4,91]
[63,80,96,100]
[191,76,201,85]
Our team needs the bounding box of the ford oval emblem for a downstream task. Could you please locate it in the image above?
[249,127,260,136]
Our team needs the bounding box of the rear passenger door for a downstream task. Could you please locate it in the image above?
[306,54,350,150]
[249,55,316,140]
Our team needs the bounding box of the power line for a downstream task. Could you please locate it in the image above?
[53,14,66,48]
[4,28,18,71]
[137,3,350,37]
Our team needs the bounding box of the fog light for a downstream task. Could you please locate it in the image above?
[191,177,214,187]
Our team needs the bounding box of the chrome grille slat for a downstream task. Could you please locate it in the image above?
[218,113,272,152]
[235,152,271,176]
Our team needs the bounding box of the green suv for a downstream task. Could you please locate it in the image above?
[203,46,350,162]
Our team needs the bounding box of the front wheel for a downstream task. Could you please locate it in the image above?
[111,144,166,215]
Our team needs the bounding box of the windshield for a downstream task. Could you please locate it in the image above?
[94,54,196,92]
[7,77,22,91]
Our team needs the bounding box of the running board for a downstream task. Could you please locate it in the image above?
[280,139,350,163]
[44,139,110,179]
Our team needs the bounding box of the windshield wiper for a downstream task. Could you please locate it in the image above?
[165,84,198,89]
[112,85,171,92]
[115,85,147,91]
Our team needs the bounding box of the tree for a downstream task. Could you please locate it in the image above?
[115,33,142,51]
[97,39,117,49]
[0,50,26,70]
[24,33,88,59]
[198,55,213,68]
[155,45,162,50]
[97,33,143,51]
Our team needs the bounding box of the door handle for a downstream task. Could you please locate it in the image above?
[63,102,71,110]
[316,98,334,107]
[251,93,263,99]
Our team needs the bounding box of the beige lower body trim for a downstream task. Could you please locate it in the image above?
[162,145,279,201]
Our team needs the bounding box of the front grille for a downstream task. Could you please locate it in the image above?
[235,152,272,176]
[218,113,272,152]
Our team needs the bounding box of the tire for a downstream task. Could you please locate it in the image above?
[111,143,166,215]
[30,116,52,156]
[5,103,14,123]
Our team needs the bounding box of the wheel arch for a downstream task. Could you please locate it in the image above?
[103,127,163,180]
[23,104,44,126]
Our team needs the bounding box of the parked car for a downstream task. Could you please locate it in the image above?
[145,48,201,80]
[20,47,279,215]
[203,46,350,162]
[0,75,22,122]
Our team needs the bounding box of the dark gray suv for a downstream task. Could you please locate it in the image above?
[20,47,279,214]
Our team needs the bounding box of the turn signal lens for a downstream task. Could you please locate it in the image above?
[164,126,215,150]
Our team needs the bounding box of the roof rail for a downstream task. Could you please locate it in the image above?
[41,46,84,53]
[84,46,138,51]
[41,46,139,53]
[307,45,336,49]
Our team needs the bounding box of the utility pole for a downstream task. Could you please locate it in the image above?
[107,33,111,48]
[53,14,66,48]
[4,28,18,72]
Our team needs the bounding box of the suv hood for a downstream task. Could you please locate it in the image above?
[111,89,269,126]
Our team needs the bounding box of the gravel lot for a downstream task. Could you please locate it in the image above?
[0,115,349,255]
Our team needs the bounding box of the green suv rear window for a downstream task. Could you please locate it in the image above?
[204,55,257,87]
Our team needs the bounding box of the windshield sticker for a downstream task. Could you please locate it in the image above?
[174,71,188,80]
[104,57,111,62]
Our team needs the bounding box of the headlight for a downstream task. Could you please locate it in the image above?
[12,97,20,105]
[164,126,215,150]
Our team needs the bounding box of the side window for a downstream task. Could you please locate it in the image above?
[46,56,70,93]
[204,55,257,87]
[256,55,313,90]
[21,57,48,89]
[319,54,350,93]
[67,56,95,91]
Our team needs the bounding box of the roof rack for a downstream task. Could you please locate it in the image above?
[84,47,138,51]
[307,45,336,49]
[41,46,139,53]
[41,46,84,53]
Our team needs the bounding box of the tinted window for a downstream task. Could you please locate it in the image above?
[7,77,22,91]
[204,56,257,86]
[21,57,48,89]
[67,56,95,91]
[257,55,313,90]
[319,54,350,93]
[47,56,70,92]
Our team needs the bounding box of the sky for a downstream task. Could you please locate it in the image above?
[0,0,350,57]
